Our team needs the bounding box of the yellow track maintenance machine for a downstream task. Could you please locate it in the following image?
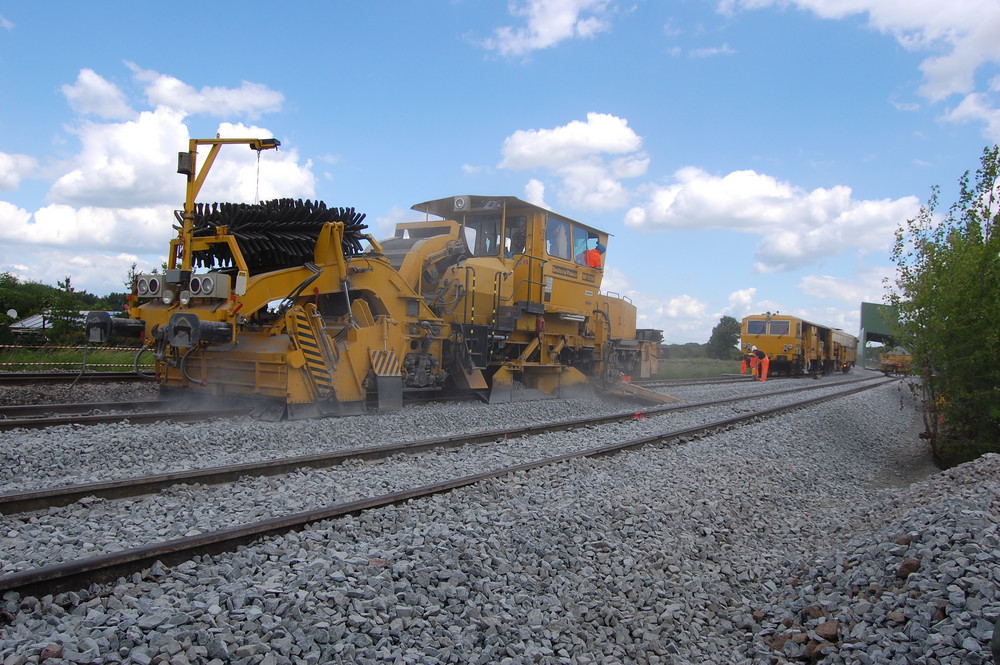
[740,312,858,377]
[86,136,672,419]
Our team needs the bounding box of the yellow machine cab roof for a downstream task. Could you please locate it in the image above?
[411,195,610,237]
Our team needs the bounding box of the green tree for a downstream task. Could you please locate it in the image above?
[46,276,86,345]
[888,145,1000,464]
[706,315,741,360]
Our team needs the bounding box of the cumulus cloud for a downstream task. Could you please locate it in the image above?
[482,0,613,57]
[625,167,920,272]
[726,287,757,314]
[195,122,316,203]
[0,153,39,191]
[126,62,285,119]
[796,267,893,305]
[499,113,648,211]
[0,247,158,299]
[48,108,191,207]
[500,113,641,169]
[0,203,175,252]
[599,266,717,341]
[942,93,1000,143]
[524,179,549,208]
[717,0,1000,133]
[61,69,134,120]
[1,66,315,296]
[0,15,13,30]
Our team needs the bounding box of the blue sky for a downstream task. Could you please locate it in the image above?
[1,1,997,343]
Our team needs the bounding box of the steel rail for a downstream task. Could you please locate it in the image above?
[0,377,891,596]
[631,375,758,388]
[0,400,175,420]
[0,372,152,386]
[0,375,884,514]
[0,406,253,432]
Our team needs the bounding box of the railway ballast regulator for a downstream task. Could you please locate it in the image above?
[740,312,857,377]
[87,137,669,418]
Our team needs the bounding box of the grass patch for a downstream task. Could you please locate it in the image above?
[652,357,742,379]
[0,346,153,372]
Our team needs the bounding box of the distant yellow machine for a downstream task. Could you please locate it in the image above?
[87,137,668,418]
[740,312,857,377]
[878,350,912,376]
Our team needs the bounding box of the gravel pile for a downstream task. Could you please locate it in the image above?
[2,377,997,664]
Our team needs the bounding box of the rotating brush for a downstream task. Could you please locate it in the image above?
[190,199,368,274]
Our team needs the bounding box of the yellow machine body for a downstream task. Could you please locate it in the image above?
[86,139,666,418]
[740,312,857,377]
[878,351,912,376]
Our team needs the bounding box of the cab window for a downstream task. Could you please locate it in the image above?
[768,320,790,335]
[545,217,571,260]
[746,320,766,335]
[504,216,527,258]
[573,227,600,266]
[463,215,501,257]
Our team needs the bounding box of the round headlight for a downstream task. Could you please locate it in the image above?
[201,276,215,293]
[161,289,174,305]
[137,278,149,295]
[148,277,161,294]
[189,276,202,295]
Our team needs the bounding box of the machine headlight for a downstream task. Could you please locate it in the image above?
[189,276,202,295]
[161,289,174,305]
[200,276,215,293]
[179,291,192,306]
[137,278,149,295]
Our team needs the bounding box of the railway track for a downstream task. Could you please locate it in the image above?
[0,371,151,386]
[0,375,891,596]
[0,393,481,430]
[0,400,253,431]
[631,374,757,388]
[0,374,880,514]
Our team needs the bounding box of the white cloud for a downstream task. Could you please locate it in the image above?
[61,69,134,120]
[0,15,13,30]
[0,203,175,252]
[499,113,647,211]
[196,122,316,203]
[0,201,32,232]
[0,247,158,298]
[626,167,920,272]
[482,0,613,57]
[126,63,284,120]
[1,67,316,296]
[796,266,893,305]
[942,92,1000,143]
[49,108,190,207]
[689,43,736,58]
[599,266,716,342]
[726,287,757,314]
[500,113,641,169]
[717,0,1000,105]
[0,153,39,191]
[524,179,548,208]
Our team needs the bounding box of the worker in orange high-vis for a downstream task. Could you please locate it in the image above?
[585,242,606,268]
[754,347,769,381]
[740,355,748,375]
[749,347,759,377]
